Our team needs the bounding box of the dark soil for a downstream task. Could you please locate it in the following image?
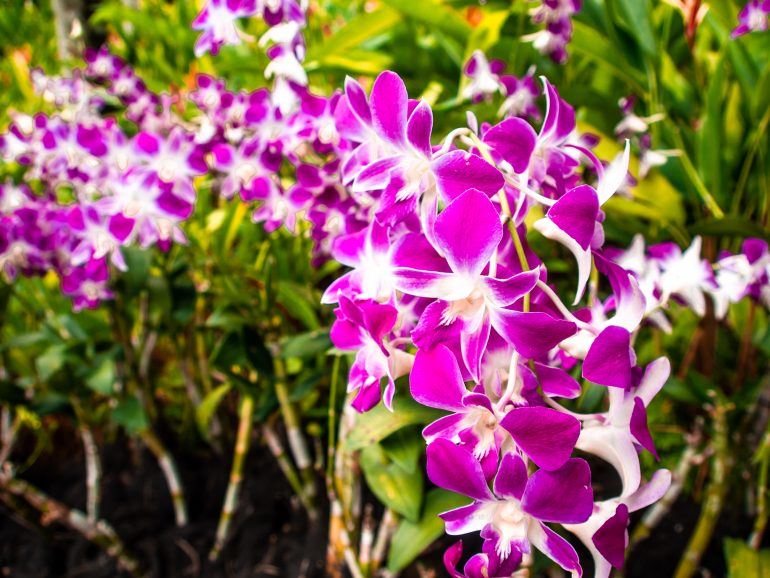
[0,426,327,578]
[0,427,754,577]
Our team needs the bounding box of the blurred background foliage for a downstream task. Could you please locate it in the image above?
[0,0,769,577]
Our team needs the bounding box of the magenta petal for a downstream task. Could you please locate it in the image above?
[135,131,159,154]
[423,413,467,443]
[411,345,467,411]
[630,397,658,459]
[592,504,629,569]
[522,458,593,524]
[443,542,465,578]
[530,521,583,576]
[482,269,539,308]
[432,150,504,202]
[494,310,577,358]
[582,326,634,389]
[534,363,581,399]
[493,453,528,500]
[483,117,537,173]
[500,406,579,471]
[344,76,372,124]
[546,185,599,250]
[461,313,492,383]
[440,501,492,535]
[393,268,467,300]
[407,100,433,157]
[352,156,401,191]
[427,438,493,501]
[108,213,134,242]
[434,189,502,277]
[370,71,408,145]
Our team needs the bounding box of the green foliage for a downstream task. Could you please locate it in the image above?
[724,539,770,577]
[387,488,469,572]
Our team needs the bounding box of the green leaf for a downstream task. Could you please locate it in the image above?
[274,280,320,330]
[689,218,770,240]
[610,0,657,56]
[307,7,401,61]
[380,427,423,473]
[35,345,67,381]
[346,395,442,451]
[724,537,770,577]
[698,55,726,203]
[85,358,116,395]
[309,50,394,76]
[387,488,469,572]
[112,397,149,435]
[279,329,332,359]
[196,383,232,434]
[120,246,152,295]
[381,0,471,43]
[360,443,423,521]
[570,21,645,92]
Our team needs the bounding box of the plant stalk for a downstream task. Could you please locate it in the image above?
[139,430,188,526]
[209,394,254,561]
[673,404,732,578]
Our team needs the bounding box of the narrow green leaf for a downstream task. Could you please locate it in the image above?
[688,218,770,240]
[279,329,332,359]
[610,0,657,56]
[307,7,401,60]
[274,281,320,330]
[196,383,232,434]
[381,0,471,43]
[570,21,646,92]
[387,489,469,572]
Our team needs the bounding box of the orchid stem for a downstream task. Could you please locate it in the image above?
[139,429,188,527]
[327,355,341,483]
[80,423,101,524]
[262,422,315,515]
[631,423,704,550]
[750,426,770,549]
[673,404,732,578]
[274,361,317,510]
[209,393,254,561]
[370,508,397,575]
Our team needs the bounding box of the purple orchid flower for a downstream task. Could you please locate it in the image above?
[462,51,507,103]
[413,344,582,473]
[732,0,770,37]
[192,0,259,56]
[428,439,592,576]
[563,469,671,577]
[330,296,413,412]
[392,189,548,379]
[336,71,503,229]
[577,357,669,496]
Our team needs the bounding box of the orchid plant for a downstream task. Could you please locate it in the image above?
[0,0,769,577]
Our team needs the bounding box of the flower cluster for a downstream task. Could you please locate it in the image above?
[732,1,770,38]
[462,51,540,121]
[193,0,308,111]
[1,48,349,307]
[525,0,582,63]
[610,235,770,322]
[324,70,672,576]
